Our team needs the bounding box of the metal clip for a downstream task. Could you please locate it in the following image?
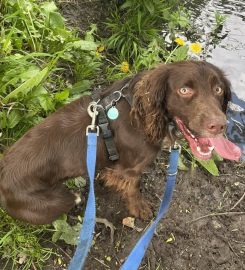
[86,101,99,136]
[169,141,181,153]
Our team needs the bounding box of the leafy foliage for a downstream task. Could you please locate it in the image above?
[52,216,81,246]
[105,0,190,61]
[0,0,101,147]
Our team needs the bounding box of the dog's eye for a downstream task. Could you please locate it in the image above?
[178,87,193,96]
[215,87,223,95]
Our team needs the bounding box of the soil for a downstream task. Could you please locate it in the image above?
[48,154,245,270]
[84,157,245,270]
[3,1,245,270]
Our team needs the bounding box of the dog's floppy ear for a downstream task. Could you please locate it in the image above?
[206,62,232,113]
[130,65,169,142]
[222,76,231,112]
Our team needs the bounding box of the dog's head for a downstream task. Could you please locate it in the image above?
[131,61,241,160]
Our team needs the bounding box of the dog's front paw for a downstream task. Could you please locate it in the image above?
[127,196,153,220]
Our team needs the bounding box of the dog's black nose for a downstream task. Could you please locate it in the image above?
[206,117,226,135]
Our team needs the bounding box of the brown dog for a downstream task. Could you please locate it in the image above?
[0,61,239,225]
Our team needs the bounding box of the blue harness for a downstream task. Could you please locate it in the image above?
[68,101,180,270]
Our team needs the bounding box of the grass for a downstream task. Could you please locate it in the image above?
[0,209,54,270]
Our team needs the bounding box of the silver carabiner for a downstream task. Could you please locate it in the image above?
[86,102,99,136]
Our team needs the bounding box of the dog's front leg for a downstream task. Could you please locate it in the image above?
[99,168,153,220]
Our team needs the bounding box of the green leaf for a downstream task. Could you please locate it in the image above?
[2,66,49,103]
[40,2,58,13]
[7,110,22,129]
[172,45,188,61]
[120,0,133,10]
[67,40,97,51]
[178,155,189,171]
[0,112,7,129]
[213,153,223,161]
[31,85,48,97]
[69,80,92,95]
[55,89,69,101]
[52,219,81,245]
[196,158,219,176]
[143,0,155,15]
[49,12,65,29]
[38,95,54,112]
[74,176,86,188]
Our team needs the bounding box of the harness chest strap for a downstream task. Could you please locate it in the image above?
[97,106,119,161]
[92,82,132,161]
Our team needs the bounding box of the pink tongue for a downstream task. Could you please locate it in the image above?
[208,137,241,161]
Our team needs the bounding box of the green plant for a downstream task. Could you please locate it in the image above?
[0,208,53,270]
[0,0,101,147]
[180,142,223,176]
[52,215,81,246]
[133,38,166,71]
[105,0,190,61]
[214,11,227,31]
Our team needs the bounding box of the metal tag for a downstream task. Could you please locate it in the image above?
[107,107,119,120]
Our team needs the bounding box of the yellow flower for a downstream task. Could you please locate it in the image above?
[189,43,202,54]
[175,37,185,46]
[97,45,105,53]
[120,61,129,73]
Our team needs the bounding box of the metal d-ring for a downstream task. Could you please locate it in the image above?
[119,82,130,97]
[112,91,122,103]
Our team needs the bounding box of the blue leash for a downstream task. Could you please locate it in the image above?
[120,145,180,269]
[68,102,180,269]
[68,133,97,270]
[68,132,98,270]
[68,102,99,270]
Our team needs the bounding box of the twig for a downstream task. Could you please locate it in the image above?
[188,211,245,224]
[31,262,38,270]
[93,257,110,268]
[220,173,245,179]
[230,192,245,210]
[228,241,240,258]
[96,218,115,245]
[52,242,72,260]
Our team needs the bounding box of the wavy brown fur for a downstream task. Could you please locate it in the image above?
[0,61,231,224]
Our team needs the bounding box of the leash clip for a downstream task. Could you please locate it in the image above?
[86,101,99,136]
[169,141,181,153]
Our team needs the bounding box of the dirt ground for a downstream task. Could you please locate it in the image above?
[48,153,244,270]
[85,157,245,270]
[49,1,245,270]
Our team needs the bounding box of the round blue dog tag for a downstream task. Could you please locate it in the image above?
[107,107,119,120]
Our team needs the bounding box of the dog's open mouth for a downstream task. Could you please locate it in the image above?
[175,117,241,161]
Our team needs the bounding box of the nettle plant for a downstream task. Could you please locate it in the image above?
[0,0,102,148]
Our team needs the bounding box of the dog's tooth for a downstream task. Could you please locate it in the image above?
[190,133,195,139]
[197,146,212,156]
[208,146,215,151]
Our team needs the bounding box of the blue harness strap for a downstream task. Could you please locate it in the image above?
[120,146,180,270]
[68,132,97,270]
